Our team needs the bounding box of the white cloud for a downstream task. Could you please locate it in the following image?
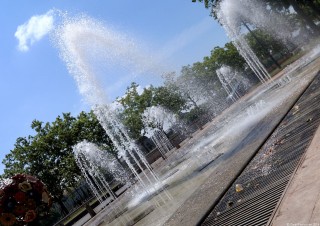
[15,10,55,52]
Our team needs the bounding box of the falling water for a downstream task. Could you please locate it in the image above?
[93,105,163,193]
[142,106,177,157]
[246,100,266,117]
[151,129,174,157]
[73,141,134,225]
[216,66,251,102]
[216,0,296,83]
[217,68,240,102]
[54,14,168,205]
[73,141,122,203]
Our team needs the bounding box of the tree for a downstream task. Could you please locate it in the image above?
[298,0,320,18]
[245,28,291,68]
[117,82,187,139]
[161,67,229,122]
[287,0,319,33]
[163,71,202,110]
[117,82,153,139]
[2,111,114,214]
[153,86,188,114]
[192,0,319,35]
[209,42,247,71]
[191,0,220,18]
[272,0,320,36]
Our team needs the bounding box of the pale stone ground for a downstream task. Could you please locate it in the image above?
[270,119,320,226]
[77,49,320,226]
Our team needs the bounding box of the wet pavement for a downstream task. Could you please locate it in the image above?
[78,50,320,226]
[201,69,320,226]
[165,53,320,226]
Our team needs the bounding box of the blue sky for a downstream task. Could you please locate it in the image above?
[0,1,228,174]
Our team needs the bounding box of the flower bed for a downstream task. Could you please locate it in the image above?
[0,174,52,226]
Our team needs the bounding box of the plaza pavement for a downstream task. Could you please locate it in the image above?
[269,121,320,226]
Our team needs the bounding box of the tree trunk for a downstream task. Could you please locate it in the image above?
[85,204,96,217]
[187,94,199,110]
[242,21,281,69]
[288,0,320,35]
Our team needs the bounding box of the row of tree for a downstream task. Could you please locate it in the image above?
[193,0,320,35]
[1,112,114,214]
[0,30,296,214]
[2,0,318,219]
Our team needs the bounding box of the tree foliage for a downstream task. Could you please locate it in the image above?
[2,26,292,202]
[117,82,187,139]
[4,0,317,214]
[192,0,320,34]
[209,42,246,71]
[2,112,113,204]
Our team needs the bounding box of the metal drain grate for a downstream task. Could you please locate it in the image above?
[201,72,320,226]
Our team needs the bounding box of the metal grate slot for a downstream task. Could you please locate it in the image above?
[201,72,320,226]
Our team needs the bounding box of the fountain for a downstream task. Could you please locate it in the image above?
[215,0,300,83]
[216,65,251,102]
[54,15,170,215]
[141,106,176,158]
[73,141,128,203]
[51,4,320,226]
[217,69,239,102]
[73,141,135,225]
[246,100,266,117]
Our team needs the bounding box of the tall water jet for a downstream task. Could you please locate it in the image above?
[216,0,296,83]
[217,65,251,102]
[246,100,266,117]
[73,141,135,225]
[73,141,128,203]
[217,66,240,102]
[93,105,162,192]
[141,106,176,158]
[54,14,167,204]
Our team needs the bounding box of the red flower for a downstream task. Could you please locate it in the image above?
[0,213,16,226]
[24,210,36,222]
[0,174,52,222]
[4,197,16,212]
[3,184,18,197]
[14,191,26,204]
[11,174,26,183]
[0,197,6,210]
[32,181,44,194]
[14,204,27,216]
